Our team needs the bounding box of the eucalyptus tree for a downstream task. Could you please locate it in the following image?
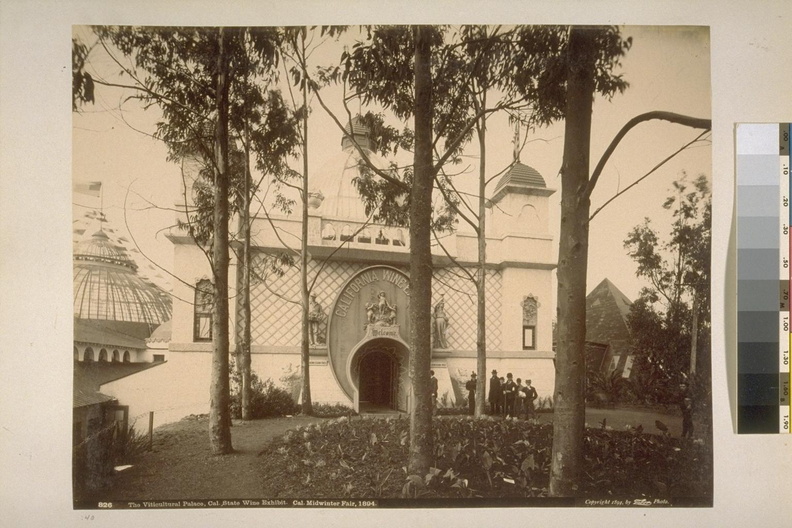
[335,25,543,475]
[427,25,574,417]
[74,26,291,454]
[273,26,351,416]
[549,27,715,496]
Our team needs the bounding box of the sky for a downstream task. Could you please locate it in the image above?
[72,25,711,303]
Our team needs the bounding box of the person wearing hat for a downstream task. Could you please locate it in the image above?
[503,373,517,418]
[488,370,501,415]
[524,379,538,419]
[465,372,477,415]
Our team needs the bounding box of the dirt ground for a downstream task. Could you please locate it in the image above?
[83,406,699,502]
[84,415,326,501]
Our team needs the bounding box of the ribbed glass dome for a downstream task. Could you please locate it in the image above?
[73,229,172,326]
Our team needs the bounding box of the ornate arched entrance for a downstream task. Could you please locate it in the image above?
[349,338,409,413]
[327,265,412,412]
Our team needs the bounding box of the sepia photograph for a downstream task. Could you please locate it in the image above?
[69,24,713,509]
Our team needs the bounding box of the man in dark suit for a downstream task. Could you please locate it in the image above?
[503,373,517,418]
[488,370,501,415]
[524,379,538,419]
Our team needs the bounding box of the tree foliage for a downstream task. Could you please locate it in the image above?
[625,173,712,391]
[72,39,94,110]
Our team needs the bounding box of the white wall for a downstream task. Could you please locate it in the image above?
[501,267,554,352]
[100,350,212,429]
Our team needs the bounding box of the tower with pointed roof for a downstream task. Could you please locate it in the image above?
[585,278,636,377]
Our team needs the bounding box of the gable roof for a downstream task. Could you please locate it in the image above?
[586,278,633,345]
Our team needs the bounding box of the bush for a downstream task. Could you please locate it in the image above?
[535,395,553,412]
[110,424,150,465]
[229,357,298,419]
[311,402,357,418]
[581,427,712,498]
[586,369,634,407]
[231,377,298,419]
[73,422,149,499]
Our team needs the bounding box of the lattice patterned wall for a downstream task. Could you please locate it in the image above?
[432,268,502,351]
[249,255,371,346]
[249,254,501,351]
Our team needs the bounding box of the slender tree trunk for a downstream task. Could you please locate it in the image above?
[408,25,435,476]
[690,288,699,375]
[299,32,313,416]
[549,27,596,495]
[210,26,233,455]
[475,96,487,418]
[234,130,252,421]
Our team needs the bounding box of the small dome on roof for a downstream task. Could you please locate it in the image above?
[490,162,554,203]
[341,115,375,152]
[492,162,547,195]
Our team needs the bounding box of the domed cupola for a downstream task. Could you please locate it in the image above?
[73,228,172,337]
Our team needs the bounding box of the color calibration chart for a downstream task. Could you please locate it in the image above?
[737,123,791,434]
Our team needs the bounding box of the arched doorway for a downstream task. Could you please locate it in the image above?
[359,350,396,409]
[351,338,409,413]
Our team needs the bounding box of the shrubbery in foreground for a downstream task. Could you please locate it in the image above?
[230,375,298,419]
[311,402,357,418]
[258,416,712,499]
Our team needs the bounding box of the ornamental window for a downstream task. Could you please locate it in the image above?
[521,295,539,351]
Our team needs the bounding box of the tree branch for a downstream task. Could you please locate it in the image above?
[432,228,477,285]
[589,130,710,221]
[583,111,711,202]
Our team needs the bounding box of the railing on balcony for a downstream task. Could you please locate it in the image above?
[320,220,408,249]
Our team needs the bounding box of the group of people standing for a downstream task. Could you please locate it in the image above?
[485,370,538,418]
[433,369,539,418]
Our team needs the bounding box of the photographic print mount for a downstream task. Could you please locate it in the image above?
[71,24,713,509]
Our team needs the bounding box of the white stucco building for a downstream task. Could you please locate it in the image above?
[103,117,557,424]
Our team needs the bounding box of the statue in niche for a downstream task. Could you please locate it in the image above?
[522,295,539,325]
[366,291,397,326]
[432,294,449,349]
[308,294,326,345]
[321,223,336,240]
